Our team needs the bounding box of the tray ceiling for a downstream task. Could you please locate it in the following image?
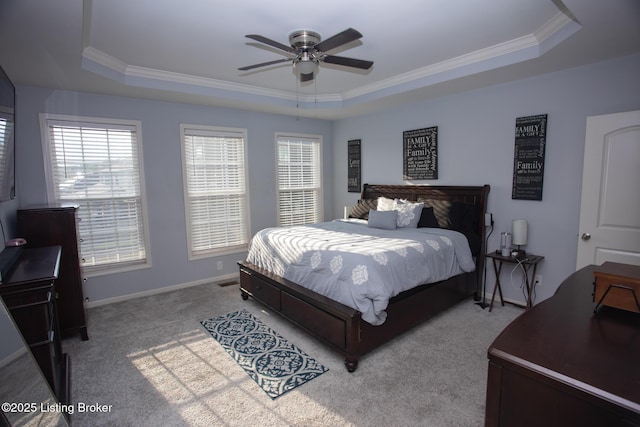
[1,0,639,119]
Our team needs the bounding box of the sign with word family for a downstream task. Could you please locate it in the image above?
[512,114,547,200]
[403,127,438,180]
[347,139,361,192]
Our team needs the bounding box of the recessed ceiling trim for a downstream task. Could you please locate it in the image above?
[81,9,580,111]
[342,11,581,102]
[81,46,343,106]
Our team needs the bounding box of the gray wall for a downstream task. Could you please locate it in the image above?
[2,53,639,307]
[332,53,640,305]
[12,89,333,303]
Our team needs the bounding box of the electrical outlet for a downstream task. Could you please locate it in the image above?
[484,213,493,227]
[216,261,223,270]
[534,274,542,287]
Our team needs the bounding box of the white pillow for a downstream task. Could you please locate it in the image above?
[393,199,424,228]
[367,209,397,230]
[377,196,395,211]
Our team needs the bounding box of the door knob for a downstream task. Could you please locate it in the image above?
[581,233,591,241]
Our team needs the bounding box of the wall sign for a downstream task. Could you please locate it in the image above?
[403,126,438,180]
[512,114,547,200]
[347,139,361,193]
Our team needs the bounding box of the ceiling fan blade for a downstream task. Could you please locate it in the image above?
[300,72,314,82]
[322,55,373,70]
[245,34,296,53]
[314,28,362,53]
[238,58,292,71]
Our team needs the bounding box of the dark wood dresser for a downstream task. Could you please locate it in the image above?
[485,265,640,426]
[18,205,88,340]
[0,246,71,406]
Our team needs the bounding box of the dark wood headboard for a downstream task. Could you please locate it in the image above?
[360,183,491,297]
[361,183,490,234]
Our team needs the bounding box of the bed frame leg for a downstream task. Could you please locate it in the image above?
[345,359,358,373]
[240,289,249,301]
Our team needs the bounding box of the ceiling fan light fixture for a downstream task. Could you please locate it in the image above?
[240,28,373,81]
[295,57,318,75]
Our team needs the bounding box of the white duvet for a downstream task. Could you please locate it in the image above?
[246,219,476,325]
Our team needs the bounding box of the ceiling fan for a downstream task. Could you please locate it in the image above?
[238,28,373,81]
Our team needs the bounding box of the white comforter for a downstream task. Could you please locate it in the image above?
[246,219,475,325]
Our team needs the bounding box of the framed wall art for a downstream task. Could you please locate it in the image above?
[403,127,438,180]
[347,139,361,192]
[512,114,547,200]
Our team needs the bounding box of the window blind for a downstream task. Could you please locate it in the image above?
[182,126,249,257]
[276,135,322,226]
[0,116,8,189]
[44,119,148,271]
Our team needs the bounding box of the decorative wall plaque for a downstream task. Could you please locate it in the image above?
[403,127,438,180]
[347,139,361,193]
[512,114,547,200]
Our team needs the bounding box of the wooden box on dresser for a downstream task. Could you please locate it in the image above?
[17,205,89,340]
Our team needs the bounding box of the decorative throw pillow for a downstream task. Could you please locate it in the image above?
[367,209,397,230]
[376,196,395,211]
[393,199,424,228]
[349,199,377,219]
[418,206,440,228]
[417,198,452,228]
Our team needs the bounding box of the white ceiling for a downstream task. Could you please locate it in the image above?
[1,0,639,119]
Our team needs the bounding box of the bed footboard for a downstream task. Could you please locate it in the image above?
[238,261,363,371]
[238,261,474,372]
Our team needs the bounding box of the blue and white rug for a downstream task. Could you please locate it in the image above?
[200,309,328,399]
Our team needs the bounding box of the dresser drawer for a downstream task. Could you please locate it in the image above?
[240,271,281,310]
[281,292,346,350]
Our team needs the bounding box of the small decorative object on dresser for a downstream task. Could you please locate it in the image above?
[17,205,89,340]
[593,261,640,313]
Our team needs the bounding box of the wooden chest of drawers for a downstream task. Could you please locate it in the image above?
[593,262,640,313]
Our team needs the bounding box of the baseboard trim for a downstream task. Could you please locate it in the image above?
[85,272,240,308]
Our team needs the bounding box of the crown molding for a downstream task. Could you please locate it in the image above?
[81,9,580,110]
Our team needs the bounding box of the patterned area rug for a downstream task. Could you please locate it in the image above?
[200,309,328,399]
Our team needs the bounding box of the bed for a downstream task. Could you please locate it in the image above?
[238,184,490,372]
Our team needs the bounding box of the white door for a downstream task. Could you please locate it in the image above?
[576,110,640,269]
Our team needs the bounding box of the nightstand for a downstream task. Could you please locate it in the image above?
[486,251,544,311]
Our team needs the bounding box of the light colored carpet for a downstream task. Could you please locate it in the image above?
[64,282,521,427]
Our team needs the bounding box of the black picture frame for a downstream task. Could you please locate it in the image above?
[347,139,361,193]
[403,127,438,180]
[512,114,547,200]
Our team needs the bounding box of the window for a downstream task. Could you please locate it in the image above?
[40,114,149,274]
[181,125,249,258]
[0,111,14,200]
[276,133,322,226]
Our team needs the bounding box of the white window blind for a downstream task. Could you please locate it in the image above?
[0,111,13,201]
[0,116,8,180]
[276,134,322,226]
[42,116,148,272]
[181,125,249,257]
